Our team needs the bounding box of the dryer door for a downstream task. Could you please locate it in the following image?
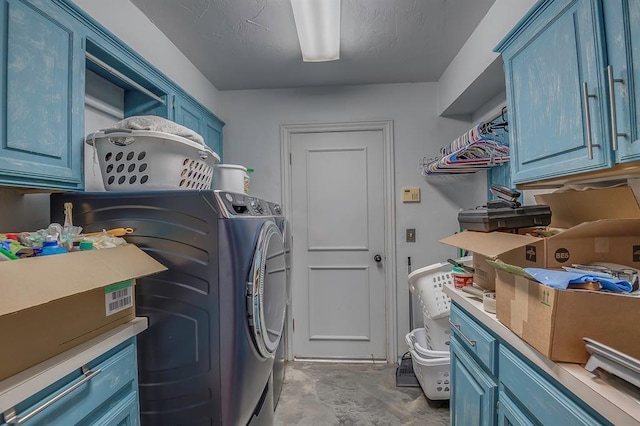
[248,221,287,358]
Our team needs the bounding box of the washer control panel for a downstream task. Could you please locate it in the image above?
[215,191,273,217]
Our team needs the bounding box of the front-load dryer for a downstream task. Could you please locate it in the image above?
[51,190,287,425]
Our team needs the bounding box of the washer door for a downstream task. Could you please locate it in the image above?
[248,221,287,358]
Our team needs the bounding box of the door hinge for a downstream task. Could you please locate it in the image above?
[292,318,295,332]
[289,152,292,164]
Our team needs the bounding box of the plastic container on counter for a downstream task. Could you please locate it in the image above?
[452,266,473,288]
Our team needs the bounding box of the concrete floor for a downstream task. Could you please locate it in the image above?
[274,362,450,426]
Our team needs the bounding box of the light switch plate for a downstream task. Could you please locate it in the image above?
[402,187,420,203]
[406,228,416,242]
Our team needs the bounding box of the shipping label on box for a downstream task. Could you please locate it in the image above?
[105,280,134,316]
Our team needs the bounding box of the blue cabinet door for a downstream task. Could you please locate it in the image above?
[450,336,498,426]
[497,391,535,426]
[0,0,84,190]
[1,340,140,426]
[91,392,140,426]
[204,116,223,159]
[174,94,224,159]
[604,0,640,163]
[499,346,610,425]
[498,0,611,184]
[174,95,203,136]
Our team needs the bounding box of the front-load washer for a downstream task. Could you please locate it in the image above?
[51,190,287,425]
[267,202,290,410]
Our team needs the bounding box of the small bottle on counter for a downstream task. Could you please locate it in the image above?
[40,235,69,256]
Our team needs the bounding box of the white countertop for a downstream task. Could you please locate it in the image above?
[444,285,640,425]
[0,317,148,412]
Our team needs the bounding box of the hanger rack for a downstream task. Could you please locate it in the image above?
[421,107,509,177]
[86,52,166,105]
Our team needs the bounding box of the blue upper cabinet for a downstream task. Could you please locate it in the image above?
[603,0,640,163]
[496,0,611,184]
[0,0,84,190]
[204,114,224,159]
[174,94,224,159]
[174,95,203,135]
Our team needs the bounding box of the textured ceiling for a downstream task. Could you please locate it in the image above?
[130,0,496,90]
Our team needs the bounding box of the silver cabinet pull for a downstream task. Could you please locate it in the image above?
[582,82,597,160]
[3,367,102,424]
[449,319,476,347]
[606,65,627,151]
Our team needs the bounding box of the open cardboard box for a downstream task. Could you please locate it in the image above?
[440,186,640,290]
[492,260,640,364]
[0,245,166,381]
[441,186,640,363]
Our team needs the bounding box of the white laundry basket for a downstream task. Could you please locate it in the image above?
[422,314,452,351]
[409,349,451,400]
[406,328,449,359]
[408,256,473,319]
[87,129,220,191]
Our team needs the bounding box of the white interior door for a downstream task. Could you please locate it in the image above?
[290,129,386,360]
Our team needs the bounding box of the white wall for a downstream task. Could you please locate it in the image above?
[438,0,537,116]
[72,0,222,117]
[220,83,489,356]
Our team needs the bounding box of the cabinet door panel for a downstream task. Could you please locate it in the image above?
[450,336,497,426]
[503,0,610,183]
[174,96,203,136]
[497,391,535,426]
[205,121,222,159]
[90,392,140,426]
[0,0,84,189]
[499,346,609,425]
[604,0,640,162]
[1,342,139,426]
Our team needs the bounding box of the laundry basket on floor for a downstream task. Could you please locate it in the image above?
[409,256,473,319]
[409,349,451,400]
[406,328,449,359]
[421,314,451,351]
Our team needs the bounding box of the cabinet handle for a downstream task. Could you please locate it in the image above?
[449,319,476,347]
[3,367,102,424]
[606,65,627,151]
[582,82,596,160]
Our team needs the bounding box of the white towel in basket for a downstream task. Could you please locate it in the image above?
[113,116,205,146]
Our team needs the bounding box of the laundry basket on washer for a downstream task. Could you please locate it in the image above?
[87,129,220,191]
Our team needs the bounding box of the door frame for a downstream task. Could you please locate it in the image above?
[280,120,397,363]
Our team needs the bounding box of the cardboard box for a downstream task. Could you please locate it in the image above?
[0,245,166,380]
[441,187,640,363]
[495,267,640,363]
[440,231,544,290]
[441,186,640,290]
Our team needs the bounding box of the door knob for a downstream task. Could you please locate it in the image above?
[374,254,382,262]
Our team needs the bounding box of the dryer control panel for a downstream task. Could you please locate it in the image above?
[215,191,274,217]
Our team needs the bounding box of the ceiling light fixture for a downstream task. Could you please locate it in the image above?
[290,0,341,62]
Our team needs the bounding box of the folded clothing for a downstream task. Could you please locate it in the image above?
[114,115,205,146]
[523,268,633,293]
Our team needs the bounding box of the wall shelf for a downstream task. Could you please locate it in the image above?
[422,107,509,177]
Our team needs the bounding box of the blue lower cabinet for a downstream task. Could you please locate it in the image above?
[499,346,609,426]
[1,339,140,426]
[91,392,139,426]
[496,391,534,426]
[450,303,613,426]
[450,336,498,426]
